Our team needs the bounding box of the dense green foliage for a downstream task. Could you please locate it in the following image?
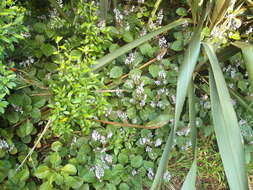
[0,0,253,189]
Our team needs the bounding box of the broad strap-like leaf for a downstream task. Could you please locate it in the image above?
[99,0,109,22]
[234,42,253,93]
[204,42,249,190]
[150,26,201,190]
[181,80,197,190]
[93,18,190,71]
[181,159,197,190]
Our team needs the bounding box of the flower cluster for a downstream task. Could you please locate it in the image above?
[125,52,136,65]
[156,9,164,25]
[176,126,191,136]
[95,165,104,180]
[159,36,168,48]
[0,139,15,152]
[19,56,34,67]
[113,8,123,24]
[163,171,172,182]
[117,110,128,122]
[147,168,154,180]
[12,104,23,113]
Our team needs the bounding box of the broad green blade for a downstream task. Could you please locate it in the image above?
[204,42,249,190]
[99,0,109,22]
[150,27,201,190]
[146,111,173,127]
[181,159,197,190]
[234,42,253,93]
[93,18,190,71]
[181,80,197,190]
[188,81,197,153]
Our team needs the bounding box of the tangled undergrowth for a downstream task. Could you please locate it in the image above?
[0,0,253,189]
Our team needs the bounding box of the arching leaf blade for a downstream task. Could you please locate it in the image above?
[150,26,201,190]
[204,42,249,190]
[234,42,253,93]
[93,18,190,71]
[181,80,197,190]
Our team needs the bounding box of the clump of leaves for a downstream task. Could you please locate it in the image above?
[49,1,112,134]
[0,0,27,114]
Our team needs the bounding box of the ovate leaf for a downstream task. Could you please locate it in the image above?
[61,164,77,175]
[110,66,123,78]
[34,165,51,179]
[41,43,56,57]
[17,120,34,138]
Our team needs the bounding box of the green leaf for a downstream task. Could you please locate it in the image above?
[181,80,197,190]
[123,32,134,43]
[131,155,143,168]
[176,7,188,16]
[50,152,61,168]
[35,35,45,45]
[151,26,202,190]
[70,50,82,61]
[148,65,160,78]
[55,36,63,43]
[139,43,154,57]
[45,63,58,72]
[118,153,129,165]
[146,111,173,127]
[99,0,109,21]
[181,159,197,190]
[110,66,123,78]
[39,181,54,190]
[6,111,19,123]
[55,173,64,185]
[31,107,41,120]
[105,183,117,190]
[23,94,32,106]
[204,42,249,190]
[34,165,51,179]
[234,42,253,93]
[34,23,46,33]
[93,18,189,70]
[51,141,62,152]
[119,183,130,190]
[65,176,83,189]
[8,93,24,106]
[171,40,184,51]
[82,170,96,183]
[17,167,30,182]
[126,107,136,119]
[17,120,34,138]
[41,43,56,57]
[32,97,46,108]
[61,164,77,175]
[238,80,248,91]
